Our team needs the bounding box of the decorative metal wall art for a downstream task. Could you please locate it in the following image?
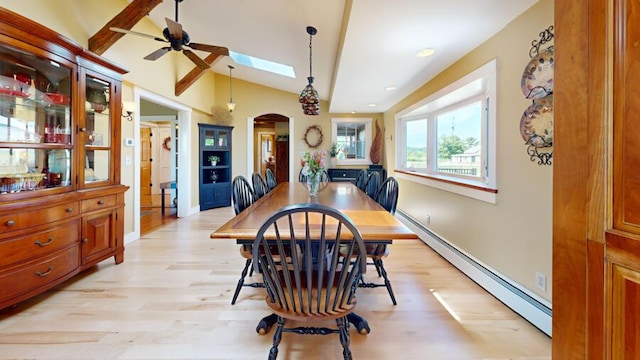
[519,25,554,165]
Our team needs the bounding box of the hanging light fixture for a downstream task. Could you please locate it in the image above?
[226,65,236,112]
[299,26,319,115]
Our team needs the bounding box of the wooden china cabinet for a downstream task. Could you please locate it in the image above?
[0,8,128,310]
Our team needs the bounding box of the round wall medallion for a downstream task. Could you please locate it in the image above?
[303,124,323,148]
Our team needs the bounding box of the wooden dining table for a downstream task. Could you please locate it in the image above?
[211,181,418,334]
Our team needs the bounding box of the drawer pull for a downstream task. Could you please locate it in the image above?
[66,207,74,213]
[97,200,105,205]
[6,220,15,227]
[35,237,54,247]
[35,266,54,277]
[82,238,89,243]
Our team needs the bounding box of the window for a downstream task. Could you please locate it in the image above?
[331,118,372,165]
[396,59,497,202]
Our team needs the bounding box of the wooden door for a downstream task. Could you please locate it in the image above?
[554,0,640,357]
[140,127,152,202]
[275,139,289,183]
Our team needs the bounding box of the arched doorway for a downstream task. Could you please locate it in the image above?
[253,114,290,182]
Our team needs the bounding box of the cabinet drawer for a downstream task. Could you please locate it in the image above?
[328,169,359,182]
[0,203,77,233]
[0,245,79,302]
[0,220,79,268]
[81,195,117,213]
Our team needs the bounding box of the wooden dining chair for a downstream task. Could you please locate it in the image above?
[319,169,330,182]
[364,171,381,198]
[230,175,261,305]
[298,167,307,182]
[364,176,399,305]
[265,168,277,191]
[355,169,368,191]
[252,203,367,360]
[252,172,268,199]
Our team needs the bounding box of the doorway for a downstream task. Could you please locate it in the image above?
[250,113,293,182]
[132,88,193,240]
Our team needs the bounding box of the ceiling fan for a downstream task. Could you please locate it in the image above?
[110,0,229,69]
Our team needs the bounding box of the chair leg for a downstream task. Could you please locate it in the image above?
[377,258,397,305]
[372,258,383,277]
[336,317,352,360]
[269,316,285,360]
[231,258,252,305]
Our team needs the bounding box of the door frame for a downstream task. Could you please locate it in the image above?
[246,117,294,182]
[131,87,194,240]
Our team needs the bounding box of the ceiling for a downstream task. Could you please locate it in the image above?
[141,0,539,114]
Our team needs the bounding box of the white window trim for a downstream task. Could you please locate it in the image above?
[331,118,373,166]
[395,59,497,203]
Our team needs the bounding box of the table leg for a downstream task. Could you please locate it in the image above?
[161,188,166,216]
[255,312,369,335]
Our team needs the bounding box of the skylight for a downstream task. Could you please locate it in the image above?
[229,51,296,78]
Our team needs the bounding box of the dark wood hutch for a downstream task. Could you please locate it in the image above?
[0,7,128,310]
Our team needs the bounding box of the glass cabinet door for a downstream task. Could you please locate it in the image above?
[82,73,112,185]
[0,43,74,195]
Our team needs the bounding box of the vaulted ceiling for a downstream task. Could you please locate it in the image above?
[92,0,539,114]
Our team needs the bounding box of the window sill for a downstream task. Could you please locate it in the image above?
[395,169,498,204]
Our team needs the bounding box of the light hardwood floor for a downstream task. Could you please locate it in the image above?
[0,207,551,359]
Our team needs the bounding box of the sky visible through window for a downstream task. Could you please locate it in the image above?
[406,101,481,147]
[229,51,295,78]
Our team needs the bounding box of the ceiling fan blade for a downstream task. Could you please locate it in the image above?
[144,47,172,61]
[187,43,230,56]
[165,17,183,40]
[110,27,167,43]
[183,50,210,69]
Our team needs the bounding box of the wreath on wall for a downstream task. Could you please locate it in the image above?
[162,136,171,151]
[303,124,323,148]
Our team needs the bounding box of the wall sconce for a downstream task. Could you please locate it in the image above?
[122,101,135,121]
[226,65,236,112]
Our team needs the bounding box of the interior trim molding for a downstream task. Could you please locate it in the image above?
[396,209,552,336]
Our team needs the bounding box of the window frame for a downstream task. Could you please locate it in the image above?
[395,59,497,203]
[331,117,373,166]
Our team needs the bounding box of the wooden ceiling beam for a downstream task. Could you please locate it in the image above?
[88,0,163,55]
[175,53,224,96]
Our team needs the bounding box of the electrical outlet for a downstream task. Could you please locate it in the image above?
[424,215,430,225]
[535,272,547,292]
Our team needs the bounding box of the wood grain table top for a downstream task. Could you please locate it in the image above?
[210,182,418,241]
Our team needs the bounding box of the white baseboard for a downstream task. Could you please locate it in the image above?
[396,210,552,336]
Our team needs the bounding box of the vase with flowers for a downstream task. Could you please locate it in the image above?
[301,150,327,196]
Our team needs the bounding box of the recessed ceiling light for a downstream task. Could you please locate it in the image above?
[385,86,397,91]
[416,48,436,58]
[368,103,377,107]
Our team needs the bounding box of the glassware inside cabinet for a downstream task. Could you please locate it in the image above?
[0,44,72,144]
[83,74,111,185]
[0,147,71,193]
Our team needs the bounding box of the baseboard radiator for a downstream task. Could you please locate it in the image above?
[396,209,552,336]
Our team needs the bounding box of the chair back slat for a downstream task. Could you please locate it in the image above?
[375,177,399,215]
[232,176,256,215]
[365,171,381,198]
[265,168,277,191]
[252,172,268,199]
[252,203,367,317]
[355,169,368,191]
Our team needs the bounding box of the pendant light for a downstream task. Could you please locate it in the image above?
[226,65,236,112]
[299,26,319,115]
